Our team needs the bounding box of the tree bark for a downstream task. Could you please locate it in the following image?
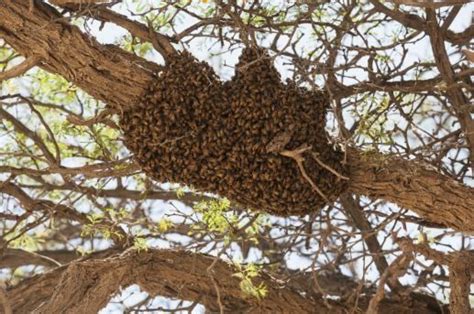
[0,0,157,108]
[348,150,474,232]
[5,248,447,314]
[0,0,473,232]
[7,249,339,313]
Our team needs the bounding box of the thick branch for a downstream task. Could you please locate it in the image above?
[53,3,177,59]
[448,252,474,313]
[6,248,447,313]
[8,249,341,313]
[0,0,158,108]
[348,149,474,232]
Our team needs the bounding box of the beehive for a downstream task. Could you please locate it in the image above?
[120,48,348,216]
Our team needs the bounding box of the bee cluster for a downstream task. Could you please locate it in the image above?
[120,48,348,216]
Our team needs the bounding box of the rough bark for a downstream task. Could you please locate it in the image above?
[4,248,447,314]
[348,150,474,232]
[7,249,339,313]
[0,0,157,108]
[0,0,472,233]
[448,252,474,314]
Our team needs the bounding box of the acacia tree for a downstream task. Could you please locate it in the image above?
[0,0,473,313]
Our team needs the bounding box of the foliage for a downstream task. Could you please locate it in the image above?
[232,263,268,300]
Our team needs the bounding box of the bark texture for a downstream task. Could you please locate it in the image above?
[348,150,474,232]
[0,0,157,108]
[5,249,448,314]
[7,249,339,313]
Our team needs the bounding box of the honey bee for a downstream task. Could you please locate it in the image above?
[119,48,349,217]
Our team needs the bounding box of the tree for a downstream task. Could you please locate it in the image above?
[0,0,473,313]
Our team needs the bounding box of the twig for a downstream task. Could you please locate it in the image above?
[366,252,412,314]
[50,0,111,5]
[66,109,118,129]
[280,145,329,202]
[207,247,226,314]
[0,55,41,82]
[311,152,349,180]
[396,236,474,314]
[462,49,474,63]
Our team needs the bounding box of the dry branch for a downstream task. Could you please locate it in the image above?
[397,238,474,313]
[50,0,111,5]
[426,9,474,170]
[340,194,403,291]
[0,182,128,245]
[463,49,474,62]
[369,0,473,45]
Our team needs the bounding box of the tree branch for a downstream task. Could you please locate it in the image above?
[340,194,403,291]
[397,237,474,313]
[8,249,340,313]
[390,0,471,7]
[0,55,40,82]
[50,0,111,4]
[0,0,158,108]
[6,248,448,313]
[369,0,473,45]
[426,9,474,170]
[52,3,177,60]
[0,0,473,232]
[348,149,474,232]
[0,181,128,245]
[0,285,12,314]
[0,248,62,268]
[0,106,58,165]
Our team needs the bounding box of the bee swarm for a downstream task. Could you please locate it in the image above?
[120,48,348,216]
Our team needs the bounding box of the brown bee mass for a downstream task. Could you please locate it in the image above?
[120,48,348,216]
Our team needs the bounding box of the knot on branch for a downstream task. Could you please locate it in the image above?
[120,48,348,215]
